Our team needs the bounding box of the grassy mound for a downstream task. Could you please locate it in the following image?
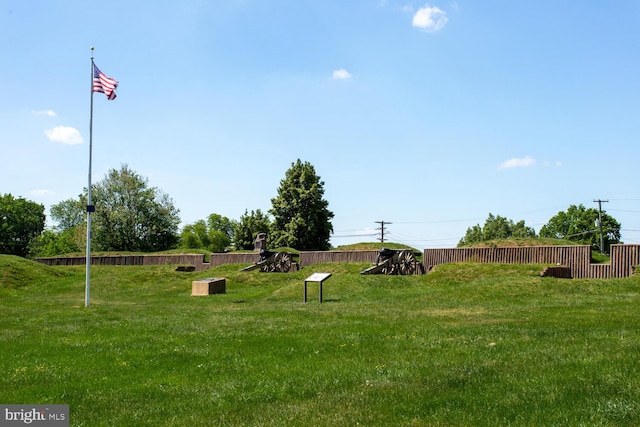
[0,255,71,289]
[334,241,420,252]
[458,237,580,248]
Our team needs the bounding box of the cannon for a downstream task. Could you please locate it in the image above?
[241,249,296,273]
[361,248,425,275]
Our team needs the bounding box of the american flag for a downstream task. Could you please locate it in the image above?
[93,63,118,100]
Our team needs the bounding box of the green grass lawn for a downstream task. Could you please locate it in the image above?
[1,255,639,426]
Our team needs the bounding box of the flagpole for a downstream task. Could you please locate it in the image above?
[86,47,95,307]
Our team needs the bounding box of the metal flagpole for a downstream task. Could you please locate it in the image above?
[86,47,95,307]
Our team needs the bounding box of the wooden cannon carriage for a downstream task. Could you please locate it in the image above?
[241,249,297,273]
[361,248,425,275]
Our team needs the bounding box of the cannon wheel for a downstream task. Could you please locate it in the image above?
[398,251,416,275]
[274,252,292,272]
[380,263,392,275]
[382,259,399,275]
[259,262,272,272]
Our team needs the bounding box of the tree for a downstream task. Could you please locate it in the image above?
[461,224,483,246]
[458,213,536,246]
[90,165,180,252]
[180,213,235,252]
[27,228,82,258]
[53,165,181,252]
[233,209,271,250]
[45,196,87,257]
[50,198,85,231]
[511,220,537,238]
[269,160,334,250]
[539,204,621,252]
[0,194,46,257]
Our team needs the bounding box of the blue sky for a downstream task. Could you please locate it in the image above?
[2,0,639,249]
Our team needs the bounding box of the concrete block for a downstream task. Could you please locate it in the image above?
[191,277,226,296]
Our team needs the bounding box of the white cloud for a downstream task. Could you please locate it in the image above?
[32,109,57,117]
[543,160,563,168]
[412,4,448,32]
[30,189,55,197]
[44,126,83,145]
[499,156,536,170]
[332,69,352,80]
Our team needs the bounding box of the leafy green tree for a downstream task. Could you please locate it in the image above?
[206,213,234,240]
[180,213,234,252]
[539,204,621,252]
[45,196,87,257]
[50,198,85,231]
[269,160,334,250]
[0,194,46,257]
[233,209,271,250]
[28,228,82,258]
[511,220,537,238]
[481,214,513,240]
[462,224,483,245]
[90,165,180,252]
[61,164,182,252]
[458,213,536,246]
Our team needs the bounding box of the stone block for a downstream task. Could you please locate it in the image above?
[191,277,226,296]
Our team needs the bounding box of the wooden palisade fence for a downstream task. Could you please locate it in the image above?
[422,244,640,279]
[35,254,211,271]
[36,244,640,279]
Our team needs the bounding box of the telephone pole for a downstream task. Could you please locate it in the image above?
[375,221,392,243]
[593,199,609,254]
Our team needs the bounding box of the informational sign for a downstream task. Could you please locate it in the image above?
[304,272,332,303]
[305,272,332,282]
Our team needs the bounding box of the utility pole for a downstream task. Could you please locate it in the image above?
[375,221,392,243]
[594,199,609,254]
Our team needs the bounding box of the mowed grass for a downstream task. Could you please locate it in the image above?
[1,255,640,426]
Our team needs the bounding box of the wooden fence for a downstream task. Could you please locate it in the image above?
[587,244,640,279]
[35,250,382,271]
[35,254,210,271]
[422,246,590,278]
[209,251,380,268]
[422,244,640,279]
[208,253,260,268]
[35,244,640,279]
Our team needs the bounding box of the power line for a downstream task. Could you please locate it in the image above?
[609,209,640,213]
[566,229,597,238]
[331,233,378,238]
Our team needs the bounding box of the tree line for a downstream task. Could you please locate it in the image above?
[1,159,334,258]
[1,159,623,259]
[459,208,621,253]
